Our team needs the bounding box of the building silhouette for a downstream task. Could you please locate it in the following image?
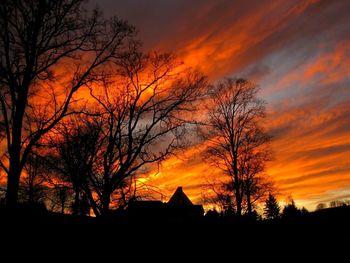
[127,187,204,222]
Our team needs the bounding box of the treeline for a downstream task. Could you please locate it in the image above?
[316,200,350,210]
[205,193,309,221]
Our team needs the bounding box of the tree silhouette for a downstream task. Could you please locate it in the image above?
[38,53,208,217]
[264,193,280,220]
[0,0,135,208]
[47,117,102,216]
[300,207,309,215]
[203,180,236,214]
[84,53,207,216]
[78,193,91,216]
[316,203,327,210]
[282,199,301,219]
[19,153,47,205]
[239,127,272,215]
[58,186,70,214]
[199,78,269,216]
[329,200,348,208]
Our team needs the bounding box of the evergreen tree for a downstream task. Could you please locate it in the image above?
[264,194,280,220]
[281,199,302,219]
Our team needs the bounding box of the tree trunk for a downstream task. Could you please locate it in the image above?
[101,167,111,216]
[83,185,100,217]
[247,191,252,215]
[72,187,80,216]
[101,178,111,216]
[233,156,242,216]
[235,191,242,216]
[101,190,111,217]
[6,163,21,209]
[28,180,34,204]
[6,88,28,208]
[6,135,24,208]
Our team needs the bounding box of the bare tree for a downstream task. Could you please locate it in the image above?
[19,153,47,204]
[54,185,70,214]
[316,203,327,210]
[84,52,207,216]
[239,127,272,215]
[0,0,136,208]
[329,200,348,208]
[202,179,236,215]
[46,117,102,215]
[199,78,269,216]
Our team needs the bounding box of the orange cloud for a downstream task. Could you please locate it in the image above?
[110,0,350,210]
[138,144,214,204]
[162,0,322,79]
[267,99,350,207]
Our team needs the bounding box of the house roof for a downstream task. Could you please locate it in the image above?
[167,187,193,206]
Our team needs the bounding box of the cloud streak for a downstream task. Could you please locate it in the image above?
[96,0,350,210]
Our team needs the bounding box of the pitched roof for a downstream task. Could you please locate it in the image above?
[167,187,193,206]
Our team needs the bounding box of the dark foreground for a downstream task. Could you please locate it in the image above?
[1,206,349,259]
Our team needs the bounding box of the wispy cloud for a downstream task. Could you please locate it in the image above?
[96,0,350,210]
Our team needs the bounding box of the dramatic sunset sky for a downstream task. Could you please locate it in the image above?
[95,0,350,210]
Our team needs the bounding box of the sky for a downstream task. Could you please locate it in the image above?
[93,0,350,210]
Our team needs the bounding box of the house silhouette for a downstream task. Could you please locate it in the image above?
[127,187,204,221]
[168,186,194,206]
